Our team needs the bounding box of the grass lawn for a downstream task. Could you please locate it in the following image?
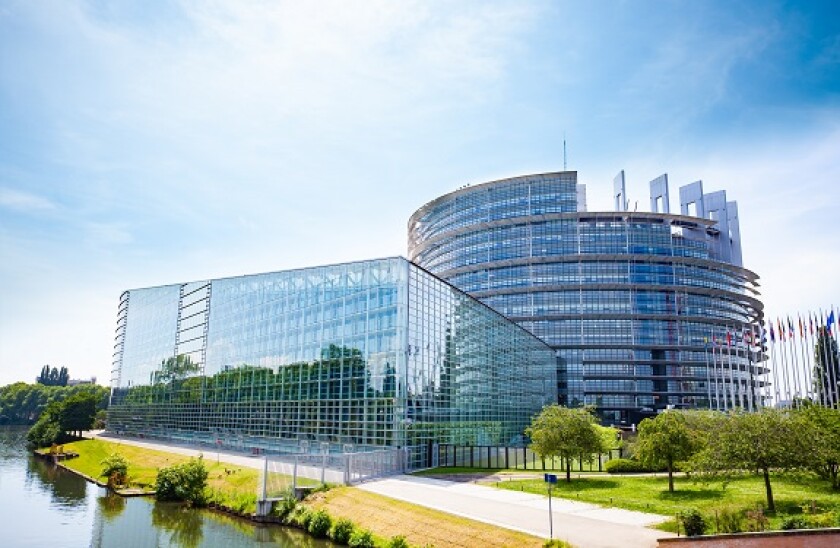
[492,473,840,532]
[45,439,259,511]
[414,466,606,476]
[307,486,546,547]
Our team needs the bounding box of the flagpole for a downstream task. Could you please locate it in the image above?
[832,306,839,407]
[704,336,713,410]
[804,312,822,407]
[798,315,811,403]
[769,325,780,407]
[727,327,737,409]
[746,325,755,412]
[778,319,792,406]
[817,309,833,408]
[788,317,800,405]
[713,335,722,411]
[829,306,839,407]
[737,329,747,410]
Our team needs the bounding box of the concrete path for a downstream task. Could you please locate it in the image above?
[358,475,675,548]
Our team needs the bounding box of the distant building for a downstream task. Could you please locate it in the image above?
[408,171,764,424]
[108,257,555,466]
[67,377,97,386]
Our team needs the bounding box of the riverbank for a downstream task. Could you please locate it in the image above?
[36,436,549,547]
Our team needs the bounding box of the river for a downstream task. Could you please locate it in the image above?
[0,427,332,547]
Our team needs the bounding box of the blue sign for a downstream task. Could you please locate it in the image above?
[544,473,558,484]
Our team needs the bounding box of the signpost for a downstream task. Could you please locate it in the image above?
[544,473,557,539]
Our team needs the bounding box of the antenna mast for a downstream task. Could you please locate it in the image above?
[563,133,567,171]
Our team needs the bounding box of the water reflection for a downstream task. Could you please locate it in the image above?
[27,456,88,504]
[152,503,204,547]
[0,427,333,547]
[97,491,127,521]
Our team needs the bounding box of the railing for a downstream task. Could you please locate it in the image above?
[258,446,415,502]
[435,444,622,472]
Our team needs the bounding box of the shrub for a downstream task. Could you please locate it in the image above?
[543,541,574,548]
[155,456,209,506]
[388,535,409,548]
[308,509,332,539]
[100,452,128,487]
[680,509,706,537]
[604,458,661,474]
[348,529,376,548]
[780,516,808,530]
[274,492,297,522]
[745,506,768,532]
[331,518,355,544]
[806,513,836,529]
[716,506,744,533]
[287,505,312,528]
[228,492,257,514]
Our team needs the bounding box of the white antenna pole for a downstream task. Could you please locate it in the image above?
[563,132,567,171]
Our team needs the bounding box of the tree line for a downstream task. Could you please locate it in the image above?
[527,404,840,513]
[0,381,109,425]
[37,365,70,387]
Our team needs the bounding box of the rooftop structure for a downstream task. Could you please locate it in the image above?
[408,171,763,423]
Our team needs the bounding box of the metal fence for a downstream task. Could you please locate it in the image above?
[435,444,622,472]
[258,446,414,500]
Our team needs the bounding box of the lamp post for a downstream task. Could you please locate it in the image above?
[544,473,557,539]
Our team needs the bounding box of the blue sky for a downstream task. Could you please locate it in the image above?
[1,0,838,386]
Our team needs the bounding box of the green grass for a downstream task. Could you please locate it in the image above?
[493,473,840,532]
[414,465,607,476]
[47,439,327,514]
[46,439,260,509]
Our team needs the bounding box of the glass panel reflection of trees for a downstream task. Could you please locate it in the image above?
[108,258,556,455]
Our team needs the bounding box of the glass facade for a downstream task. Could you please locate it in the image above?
[109,258,556,463]
[408,172,765,423]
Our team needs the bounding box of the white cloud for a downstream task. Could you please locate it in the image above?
[0,187,57,212]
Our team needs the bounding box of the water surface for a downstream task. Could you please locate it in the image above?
[0,427,330,547]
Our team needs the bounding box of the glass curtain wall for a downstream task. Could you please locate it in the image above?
[108,258,555,459]
[408,173,764,424]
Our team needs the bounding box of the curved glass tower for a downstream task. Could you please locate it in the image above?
[408,171,765,423]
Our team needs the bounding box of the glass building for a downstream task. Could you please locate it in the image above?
[109,257,556,464]
[408,172,765,424]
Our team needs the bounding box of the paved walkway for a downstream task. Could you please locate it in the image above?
[358,475,675,548]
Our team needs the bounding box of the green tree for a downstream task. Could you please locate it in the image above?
[100,452,129,488]
[813,327,839,406]
[688,408,811,512]
[153,354,200,384]
[26,400,65,447]
[25,391,100,447]
[59,392,97,437]
[525,405,606,483]
[797,404,840,489]
[636,411,698,492]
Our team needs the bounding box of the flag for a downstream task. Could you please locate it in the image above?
[769,322,776,343]
[799,316,804,338]
[788,317,795,339]
[829,310,836,336]
[778,318,784,341]
[726,331,732,347]
[810,314,815,336]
